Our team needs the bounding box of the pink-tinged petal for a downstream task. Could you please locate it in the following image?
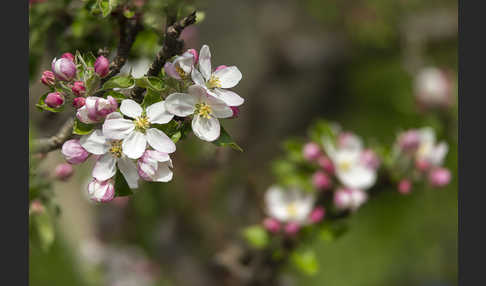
[164,62,181,80]
[121,131,147,159]
[146,101,174,124]
[76,106,99,124]
[88,179,115,203]
[117,157,139,189]
[146,128,176,154]
[79,130,110,155]
[198,45,212,80]
[92,154,117,181]
[102,113,135,140]
[144,150,171,162]
[191,115,220,142]
[120,99,143,119]
[213,66,242,88]
[152,164,173,182]
[62,139,89,164]
[85,97,101,121]
[164,93,197,117]
[213,88,244,107]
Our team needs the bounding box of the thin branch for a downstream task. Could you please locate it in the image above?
[130,11,197,103]
[32,118,75,154]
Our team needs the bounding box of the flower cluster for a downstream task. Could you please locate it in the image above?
[414,67,454,110]
[48,45,244,202]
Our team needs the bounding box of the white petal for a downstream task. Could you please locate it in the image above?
[192,115,220,142]
[191,68,206,86]
[213,66,242,88]
[164,93,197,117]
[164,62,181,80]
[122,131,147,159]
[102,114,135,140]
[205,96,233,118]
[120,99,143,119]
[337,165,377,190]
[79,130,110,155]
[146,128,176,153]
[152,163,173,182]
[117,157,139,189]
[92,154,117,181]
[198,45,212,80]
[146,101,174,124]
[265,186,290,221]
[145,150,171,162]
[213,88,244,107]
[175,52,195,74]
[76,106,99,124]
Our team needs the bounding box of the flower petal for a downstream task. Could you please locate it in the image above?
[117,156,139,189]
[79,129,110,155]
[337,165,377,190]
[191,115,220,142]
[191,68,206,86]
[146,128,176,153]
[198,45,212,80]
[265,186,290,221]
[76,106,99,124]
[121,131,147,159]
[213,66,242,88]
[145,150,171,162]
[92,154,117,181]
[164,62,181,80]
[205,95,233,118]
[152,163,173,182]
[213,88,244,107]
[164,93,197,117]
[102,113,135,140]
[146,101,174,124]
[120,99,143,119]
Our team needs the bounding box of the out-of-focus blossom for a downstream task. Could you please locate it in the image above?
[414,127,448,171]
[398,130,421,152]
[263,217,281,233]
[62,139,89,164]
[303,142,321,161]
[312,171,332,190]
[264,185,315,224]
[428,167,451,187]
[415,67,454,109]
[398,179,412,195]
[317,155,335,174]
[54,163,74,181]
[360,149,380,169]
[334,188,367,211]
[87,178,115,202]
[309,206,325,223]
[284,222,300,235]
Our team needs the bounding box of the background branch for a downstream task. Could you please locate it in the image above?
[31,118,74,154]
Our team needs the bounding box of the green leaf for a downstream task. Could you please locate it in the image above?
[135,76,165,91]
[99,0,112,17]
[283,138,305,162]
[114,170,133,197]
[102,75,134,90]
[291,248,319,276]
[212,126,243,152]
[73,118,95,135]
[318,222,348,243]
[85,74,101,97]
[104,90,127,102]
[30,211,55,252]
[141,89,162,108]
[35,92,64,113]
[242,225,269,249]
[309,119,336,145]
[123,8,135,19]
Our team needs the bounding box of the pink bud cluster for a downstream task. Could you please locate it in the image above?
[262,206,326,236]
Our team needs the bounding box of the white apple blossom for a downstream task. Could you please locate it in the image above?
[164,49,197,80]
[102,100,176,159]
[79,129,139,189]
[165,84,233,142]
[191,45,244,107]
[264,185,315,224]
[415,127,448,166]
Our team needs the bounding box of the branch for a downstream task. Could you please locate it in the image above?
[130,11,197,103]
[31,118,74,154]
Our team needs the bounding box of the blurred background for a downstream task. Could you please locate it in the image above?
[29,0,457,285]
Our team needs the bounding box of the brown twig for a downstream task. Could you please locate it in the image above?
[31,118,75,154]
[130,11,197,103]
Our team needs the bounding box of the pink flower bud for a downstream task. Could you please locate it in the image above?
[398,130,420,151]
[40,70,55,86]
[309,207,325,223]
[214,65,228,72]
[87,178,115,203]
[317,155,334,174]
[360,149,380,169]
[51,57,76,81]
[312,171,332,190]
[61,52,75,62]
[62,139,89,164]
[71,81,86,96]
[186,48,198,65]
[54,163,74,181]
[263,217,281,233]
[230,106,240,119]
[284,222,300,235]
[398,179,412,195]
[72,97,86,108]
[428,168,451,187]
[94,56,110,77]
[29,199,45,215]
[303,142,321,161]
[415,158,431,172]
[45,92,64,108]
[334,188,367,211]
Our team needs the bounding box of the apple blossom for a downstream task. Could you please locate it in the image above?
[40,70,55,86]
[311,171,331,190]
[102,100,176,159]
[398,179,412,195]
[415,67,453,108]
[302,142,321,161]
[61,52,75,62]
[333,188,367,211]
[309,206,325,223]
[263,217,281,233]
[317,155,334,174]
[397,130,420,151]
[428,167,451,187]
[62,139,89,164]
[337,132,363,151]
[414,127,448,169]
[164,49,198,80]
[137,150,173,182]
[72,81,86,96]
[360,149,380,169]
[72,97,86,108]
[87,178,115,203]
[45,92,64,108]
[165,85,233,142]
[54,163,74,181]
[80,129,140,188]
[52,57,76,81]
[94,56,110,77]
[264,185,316,225]
[76,96,118,124]
[191,45,244,107]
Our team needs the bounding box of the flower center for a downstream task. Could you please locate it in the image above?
[286,203,298,218]
[175,65,187,78]
[134,115,150,132]
[206,75,222,89]
[109,140,123,158]
[338,160,352,172]
[195,103,212,119]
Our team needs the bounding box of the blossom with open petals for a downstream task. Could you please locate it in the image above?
[102,100,176,159]
[414,127,448,169]
[80,129,139,188]
[164,49,198,80]
[76,96,118,124]
[137,150,173,182]
[191,45,244,107]
[264,185,315,224]
[165,85,233,142]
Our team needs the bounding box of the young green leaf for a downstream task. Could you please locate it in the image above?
[141,89,162,108]
[114,170,134,197]
[242,225,269,249]
[135,76,165,91]
[102,75,135,90]
[73,118,95,135]
[212,126,243,152]
[291,248,319,276]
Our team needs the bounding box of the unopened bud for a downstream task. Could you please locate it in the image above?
[54,163,74,181]
[40,70,55,86]
[45,92,64,108]
[94,56,110,77]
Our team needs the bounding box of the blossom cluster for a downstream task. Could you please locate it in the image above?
[40,45,244,202]
[260,122,451,237]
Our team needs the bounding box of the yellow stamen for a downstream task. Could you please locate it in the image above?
[109,140,123,158]
[175,65,187,78]
[206,75,222,89]
[195,103,212,119]
[339,161,351,172]
[286,203,298,218]
[134,115,150,132]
